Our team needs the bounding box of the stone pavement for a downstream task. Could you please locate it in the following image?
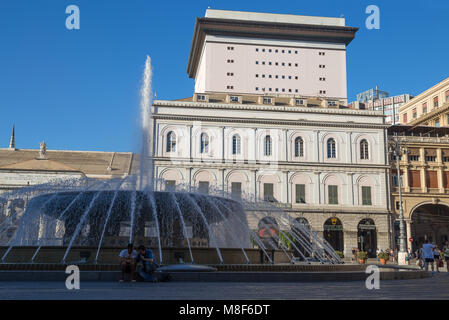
[0,272,447,300]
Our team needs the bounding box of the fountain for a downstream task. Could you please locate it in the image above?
[0,56,343,271]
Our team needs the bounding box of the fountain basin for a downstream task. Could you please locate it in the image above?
[0,246,292,264]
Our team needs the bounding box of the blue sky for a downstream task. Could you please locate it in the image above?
[1,0,448,152]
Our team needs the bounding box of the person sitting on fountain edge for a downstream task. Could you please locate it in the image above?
[119,243,138,282]
[136,245,159,282]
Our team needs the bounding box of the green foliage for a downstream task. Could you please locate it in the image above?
[279,232,295,250]
[335,251,344,258]
[357,251,368,260]
[378,252,389,260]
[249,235,258,248]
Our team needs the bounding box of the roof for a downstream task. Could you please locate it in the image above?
[205,9,346,27]
[0,149,137,177]
[0,158,79,172]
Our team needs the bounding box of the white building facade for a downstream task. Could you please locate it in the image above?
[152,95,392,258]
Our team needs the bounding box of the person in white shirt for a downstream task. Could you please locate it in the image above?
[422,240,435,272]
[119,243,138,282]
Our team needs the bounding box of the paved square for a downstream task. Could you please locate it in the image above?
[0,273,447,300]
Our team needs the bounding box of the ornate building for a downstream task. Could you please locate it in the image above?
[389,125,449,251]
[152,93,392,258]
[399,76,449,126]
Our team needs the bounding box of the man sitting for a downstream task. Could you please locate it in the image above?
[119,243,137,282]
[136,245,159,282]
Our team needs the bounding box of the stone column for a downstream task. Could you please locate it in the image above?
[347,173,355,205]
[403,166,410,193]
[347,132,353,163]
[285,171,290,204]
[188,167,193,191]
[406,220,412,252]
[221,168,226,195]
[437,148,445,193]
[221,126,225,163]
[420,167,427,193]
[314,130,320,162]
[253,128,258,163]
[252,170,258,200]
[314,171,321,204]
[188,125,193,160]
[344,230,358,260]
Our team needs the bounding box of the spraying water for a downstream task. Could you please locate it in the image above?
[139,55,153,191]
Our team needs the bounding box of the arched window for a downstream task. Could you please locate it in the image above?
[360,139,369,160]
[166,131,176,152]
[327,138,336,159]
[232,134,241,155]
[294,137,304,157]
[200,133,209,154]
[264,135,272,156]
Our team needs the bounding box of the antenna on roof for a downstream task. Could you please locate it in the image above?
[8,124,15,150]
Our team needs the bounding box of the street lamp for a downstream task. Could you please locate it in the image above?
[389,135,409,265]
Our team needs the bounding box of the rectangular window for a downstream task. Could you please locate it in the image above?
[328,185,338,204]
[198,181,209,194]
[263,183,274,201]
[426,171,438,189]
[231,182,242,199]
[295,99,304,106]
[295,184,306,203]
[263,97,272,104]
[408,155,419,161]
[165,180,176,191]
[230,96,239,102]
[392,175,398,187]
[446,90,449,102]
[403,113,408,123]
[425,156,436,162]
[434,96,439,108]
[409,170,421,188]
[435,119,441,127]
[412,108,417,118]
[362,186,372,205]
[422,102,427,114]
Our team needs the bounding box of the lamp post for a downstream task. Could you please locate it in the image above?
[389,136,409,265]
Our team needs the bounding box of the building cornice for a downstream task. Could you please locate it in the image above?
[153,158,390,171]
[152,113,387,130]
[154,100,384,117]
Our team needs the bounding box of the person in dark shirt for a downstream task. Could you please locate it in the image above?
[136,245,159,282]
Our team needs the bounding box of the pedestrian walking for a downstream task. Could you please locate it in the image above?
[422,240,435,272]
[433,245,441,273]
[443,241,449,273]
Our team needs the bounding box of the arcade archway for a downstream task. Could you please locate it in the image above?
[323,217,344,252]
[357,218,377,258]
[258,216,279,250]
[410,203,449,250]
